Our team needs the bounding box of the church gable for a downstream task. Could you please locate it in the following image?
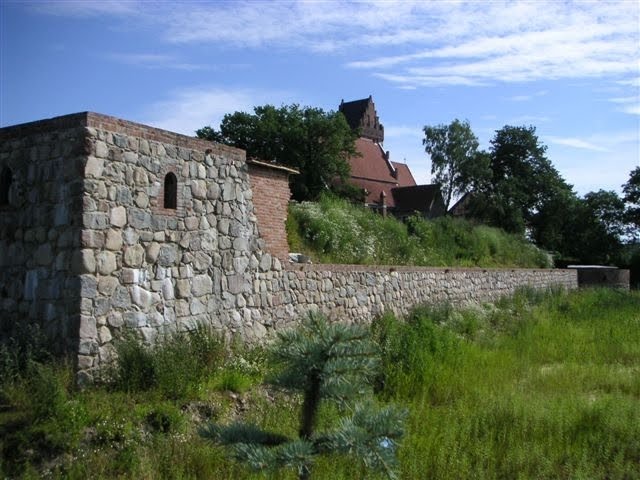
[339,95,384,143]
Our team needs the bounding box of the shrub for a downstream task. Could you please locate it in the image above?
[111,326,226,398]
[288,195,550,268]
[201,312,407,480]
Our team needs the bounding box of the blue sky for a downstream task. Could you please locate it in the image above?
[2,0,639,196]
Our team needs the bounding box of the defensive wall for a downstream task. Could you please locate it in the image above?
[0,113,578,383]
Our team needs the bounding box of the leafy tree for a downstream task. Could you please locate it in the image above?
[583,190,626,239]
[197,104,358,201]
[200,313,406,479]
[623,166,640,238]
[467,125,574,238]
[423,119,487,210]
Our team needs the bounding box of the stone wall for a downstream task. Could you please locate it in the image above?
[0,112,579,383]
[0,118,86,354]
[253,265,578,330]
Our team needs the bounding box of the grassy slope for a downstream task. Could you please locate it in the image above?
[1,289,638,479]
[287,195,551,268]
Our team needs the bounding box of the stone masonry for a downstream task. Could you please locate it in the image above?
[0,113,578,383]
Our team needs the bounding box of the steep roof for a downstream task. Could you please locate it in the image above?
[339,98,370,131]
[347,138,416,207]
[339,96,384,142]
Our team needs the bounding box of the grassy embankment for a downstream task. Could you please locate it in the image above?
[287,195,551,268]
[1,287,638,479]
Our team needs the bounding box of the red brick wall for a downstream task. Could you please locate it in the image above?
[248,164,292,261]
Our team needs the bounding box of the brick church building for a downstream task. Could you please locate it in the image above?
[338,96,445,219]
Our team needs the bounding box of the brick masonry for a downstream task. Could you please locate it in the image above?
[0,112,578,383]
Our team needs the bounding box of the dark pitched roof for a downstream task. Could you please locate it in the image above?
[391,184,446,217]
[339,96,384,142]
[339,97,371,131]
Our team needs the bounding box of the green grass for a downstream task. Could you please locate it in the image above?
[287,195,551,268]
[374,287,640,479]
[1,288,638,479]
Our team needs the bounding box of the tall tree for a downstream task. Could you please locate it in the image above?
[472,125,573,236]
[622,166,640,238]
[197,104,358,201]
[423,119,485,210]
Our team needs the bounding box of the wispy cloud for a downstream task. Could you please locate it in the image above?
[508,90,548,102]
[143,86,295,136]
[31,0,137,17]
[547,136,609,152]
[30,1,640,90]
[608,95,640,115]
[106,53,208,71]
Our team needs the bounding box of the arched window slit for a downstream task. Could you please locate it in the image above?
[164,172,177,209]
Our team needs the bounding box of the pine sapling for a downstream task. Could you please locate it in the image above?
[200,312,407,479]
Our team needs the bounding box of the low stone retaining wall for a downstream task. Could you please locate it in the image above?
[250,264,578,331]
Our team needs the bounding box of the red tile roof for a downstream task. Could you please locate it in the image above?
[347,138,416,207]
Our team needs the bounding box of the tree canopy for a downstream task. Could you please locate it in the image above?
[623,166,640,238]
[435,123,630,265]
[196,104,358,201]
[423,119,485,210]
[468,125,573,236]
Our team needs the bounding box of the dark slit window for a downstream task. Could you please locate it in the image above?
[0,167,12,206]
[164,172,177,209]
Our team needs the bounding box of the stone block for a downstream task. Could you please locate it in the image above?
[191,274,212,296]
[83,212,109,229]
[157,244,179,266]
[95,140,109,158]
[80,275,98,298]
[96,251,117,275]
[85,156,104,178]
[124,244,145,267]
[71,249,94,274]
[105,228,123,250]
[34,244,54,266]
[98,276,119,296]
[146,242,161,263]
[259,253,272,272]
[176,279,191,298]
[191,180,207,199]
[108,312,124,328]
[81,230,105,249]
[124,311,147,327]
[79,315,97,339]
[111,286,131,308]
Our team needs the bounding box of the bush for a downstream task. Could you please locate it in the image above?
[288,195,551,268]
[112,326,226,398]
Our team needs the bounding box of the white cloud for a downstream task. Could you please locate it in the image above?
[142,86,295,136]
[608,95,640,115]
[106,53,207,71]
[547,137,608,152]
[31,0,137,17]
[31,1,640,89]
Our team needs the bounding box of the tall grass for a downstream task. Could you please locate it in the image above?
[288,195,550,268]
[374,287,640,479]
[2,288,638,479]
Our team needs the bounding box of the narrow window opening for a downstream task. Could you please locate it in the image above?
[0,167,12,206]
[164,172,177,209]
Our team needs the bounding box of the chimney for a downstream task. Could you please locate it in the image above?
[380,191,387,217]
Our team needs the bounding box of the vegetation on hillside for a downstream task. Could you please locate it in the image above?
[2,287,638,479]
[424,120,639,266]
[287,195,551,268]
